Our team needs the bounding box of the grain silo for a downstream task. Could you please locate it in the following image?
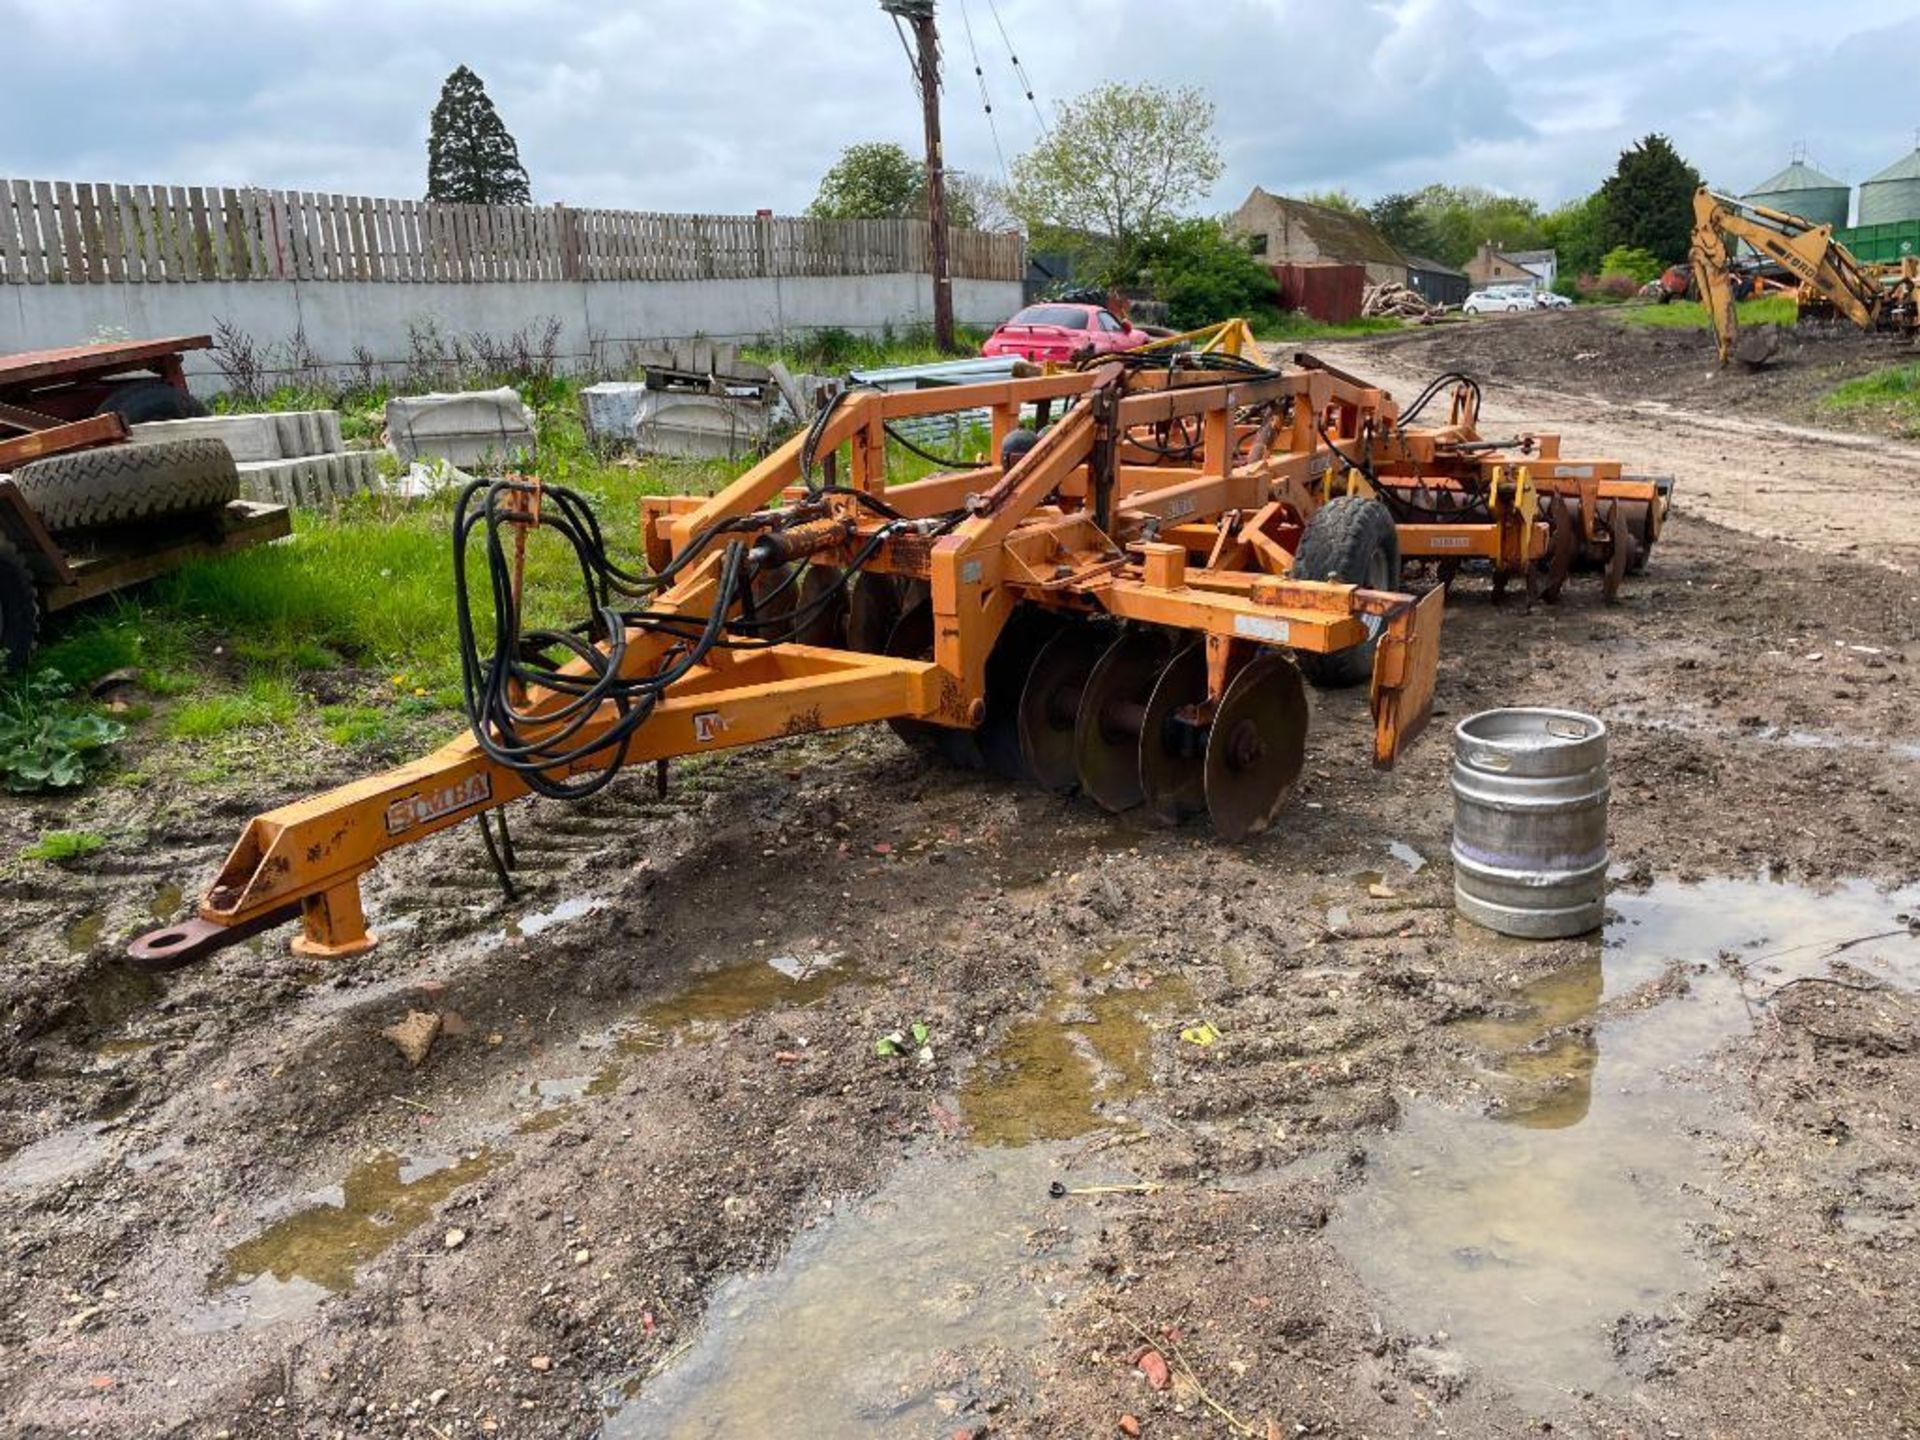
[1858,148,1920,227]
[1744,158,1850,229]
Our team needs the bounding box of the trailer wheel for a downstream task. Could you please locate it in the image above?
[95,379,209,424]
[10,439,239,534]
[0,538,40,672]
[1291,495,1399,689]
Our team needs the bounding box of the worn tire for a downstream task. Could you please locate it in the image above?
[1292,496,1399,688]
[95,379,209,424]
[0,538,40,672]
[11,439,239,533]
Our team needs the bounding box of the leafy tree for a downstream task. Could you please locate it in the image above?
[1540,192,1608,279]
[1598,134,1700,264]
[1368,192,1439,259]
[1131,218,1278,328]
[1300,188,1363,215]
[1010,83,1222,260]
[426,66,531,205]
[806,142,982,229]
[1412,184,1545,267]
[1598,245,1663,285]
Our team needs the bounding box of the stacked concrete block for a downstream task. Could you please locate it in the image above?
[130,409,371,506]
[581,382,648,448]
[386,388,536,468]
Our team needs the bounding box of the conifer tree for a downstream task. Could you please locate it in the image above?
[426,66,531,205]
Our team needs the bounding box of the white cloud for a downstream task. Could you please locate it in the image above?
[0,0,1908,220]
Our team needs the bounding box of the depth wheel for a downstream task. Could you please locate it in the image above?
[1073,628,1174,812]
[1138,644,1209,825]
[1017,622,1113,793]
[1205,655,1309,841]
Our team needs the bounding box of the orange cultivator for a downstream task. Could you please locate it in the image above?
[131,332,1659,966]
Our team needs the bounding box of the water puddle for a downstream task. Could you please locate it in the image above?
[149,882,185,923]
[1614,708,1920,763]
[507,895,606,940]
[513,952,859,1135]
[197,1148,495,1330]
[0,1122,114,1193]
[633,949,856,1033]
[64,911,105,955]
[960,942,1190,1147]
[605,1146,1089,1437]
[78,963,163,1029]
[1332,874,1920,1407]
[1387,840,1429,874]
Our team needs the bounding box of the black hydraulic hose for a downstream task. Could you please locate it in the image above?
[452,477,970,799]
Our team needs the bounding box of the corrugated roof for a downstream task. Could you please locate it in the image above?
[1403,253,1465,277]
[1865,149,1920,185]
[1748,159,1848,194]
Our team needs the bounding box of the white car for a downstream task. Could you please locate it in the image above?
[1462,285,1537,315]
[1534,290,1573,309]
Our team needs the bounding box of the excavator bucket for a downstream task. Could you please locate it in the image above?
[1369,585,1446,768]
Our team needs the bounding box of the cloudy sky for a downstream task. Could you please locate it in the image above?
[3,0,1915,220]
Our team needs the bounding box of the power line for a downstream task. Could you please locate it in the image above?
[957,0,1010,186]
[984,0,1047,135]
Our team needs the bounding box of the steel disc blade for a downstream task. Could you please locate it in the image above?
[750,562,798,634]
[846,572,901,655]
[1541,491,1576,603]
[1017,622,1113,793]
[1138,645,1209,826]
[1205,655,1309,842]
[883,590,985,769]
[1602,499,1631,604]
[793,565,849,648]
[1074,629,1174,813]
[979,607,1066,781]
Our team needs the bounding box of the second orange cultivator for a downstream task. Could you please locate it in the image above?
[132,331,1663,966]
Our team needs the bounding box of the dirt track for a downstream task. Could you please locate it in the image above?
[5,324,1920,1438]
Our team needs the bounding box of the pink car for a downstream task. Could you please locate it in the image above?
[981,303,1151,365]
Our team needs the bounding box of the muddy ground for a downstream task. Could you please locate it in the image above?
[4,331,1920,1439]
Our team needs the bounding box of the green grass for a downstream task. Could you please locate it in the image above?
[22,355,1015,793]
[1614,295,1799,330]
[742,323,989,374]
[166,676,302,739]
[1250,310,1404,342]
[19,829,105,864]
[1819,361,1920,434]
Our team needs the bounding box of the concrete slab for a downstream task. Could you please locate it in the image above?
[386,388,535,468]
[129,410,344,463]
[236,451,380,506]
[634,391,768,460]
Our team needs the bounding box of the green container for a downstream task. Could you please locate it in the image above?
[1838,220,1920,266]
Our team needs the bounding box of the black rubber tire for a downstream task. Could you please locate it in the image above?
[94,379,209,424]
[0,538,40,672]
[11,439,239,534]
[1291,496,1400,689]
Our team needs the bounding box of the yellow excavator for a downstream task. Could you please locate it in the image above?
[1689,186,1918,365]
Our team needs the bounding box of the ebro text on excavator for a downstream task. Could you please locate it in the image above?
[130,327,1664,968]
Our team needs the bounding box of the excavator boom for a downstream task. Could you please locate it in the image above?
[1690,186,1912,365]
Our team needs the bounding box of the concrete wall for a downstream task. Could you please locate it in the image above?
[0,274,1024,393]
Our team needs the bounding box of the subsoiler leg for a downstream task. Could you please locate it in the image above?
[291,877,378,959]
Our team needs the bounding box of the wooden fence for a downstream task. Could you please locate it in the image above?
[0,179,1025,287]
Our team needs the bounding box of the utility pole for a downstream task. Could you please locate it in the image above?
[881,0,955,351]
